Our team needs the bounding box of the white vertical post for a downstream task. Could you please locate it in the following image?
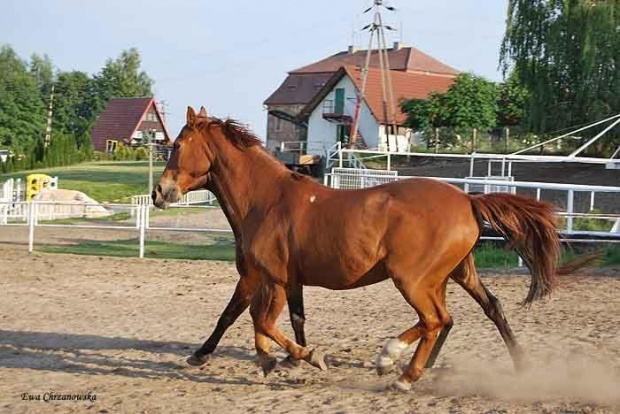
[139,204,146,258]
[338,142,343,168]
[135,204,142,229]
[590,191,595,211]
[28,202,36,253]
[536,188,541,201]
[518,256,524,268]
[487,159,492,176]
[387,153,391,171]
[469,154,475,177]
[566,190,574,234]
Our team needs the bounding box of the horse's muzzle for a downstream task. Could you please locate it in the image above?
[152,182,179,209]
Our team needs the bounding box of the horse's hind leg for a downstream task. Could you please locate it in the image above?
[425,279,453,369]
[377,269,452,391]
[452,253,524,371]
[281,284,306,368]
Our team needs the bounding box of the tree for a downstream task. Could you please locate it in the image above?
[29,53,54,98]
[0,45,46,151]
[442,73,499,131]
[53,70,98,147]
[500,0,620,134]
[94,48,153,111]
[402,73,499,149]
[497,74,529,127]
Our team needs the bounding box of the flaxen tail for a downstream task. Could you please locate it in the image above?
[470,193,560,306]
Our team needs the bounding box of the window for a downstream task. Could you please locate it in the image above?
[106,140,118,154]
[155,131,165,141]
[275,117,283,132]
[145,112,157,122]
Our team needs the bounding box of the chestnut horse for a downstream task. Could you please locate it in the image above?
[153,106,562,391]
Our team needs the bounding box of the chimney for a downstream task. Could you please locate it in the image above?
[392,41,406,51]
[348,45,359,54]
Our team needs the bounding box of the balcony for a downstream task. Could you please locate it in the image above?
[322,99,352,124]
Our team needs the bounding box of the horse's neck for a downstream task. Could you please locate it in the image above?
[209,145,288,233]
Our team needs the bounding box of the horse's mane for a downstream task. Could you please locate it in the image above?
[206,118,262,150]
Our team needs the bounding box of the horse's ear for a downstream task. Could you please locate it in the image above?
[198,106,208,118]
[186,106,197,127]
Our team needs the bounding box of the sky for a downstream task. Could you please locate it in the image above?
[1,0,509,140]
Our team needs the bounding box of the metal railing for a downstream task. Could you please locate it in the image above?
[325,168,620,237]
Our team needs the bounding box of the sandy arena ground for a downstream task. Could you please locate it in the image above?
[0,244,619,414]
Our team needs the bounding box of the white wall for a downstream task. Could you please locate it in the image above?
[307,75,379,155]
[378,125,413,152]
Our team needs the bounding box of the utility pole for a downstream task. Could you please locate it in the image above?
[44,85,55,147]
[147,129,155,192]
[349,0,398,152]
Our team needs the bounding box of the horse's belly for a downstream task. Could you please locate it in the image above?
[297,251,386,290]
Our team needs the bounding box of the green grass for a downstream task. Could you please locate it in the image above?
[0,161,166,203]
[474,243,620,269]
[41,239,236,261]
[35,237,620,267]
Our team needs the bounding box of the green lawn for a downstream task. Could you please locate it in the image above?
[0,161,166,203]
[41,239,236,261]
[474,243,620,268]
[37,238,620,267]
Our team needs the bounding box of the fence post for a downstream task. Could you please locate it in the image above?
[28,201,36,253]
[387,153,391,171]
[566,190,574,234]
[139,204,146,259]
[338,142,343,168]
[590,191,595,211]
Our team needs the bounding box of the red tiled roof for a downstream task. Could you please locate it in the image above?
[90,97,171,151]
[265,46,458,108]
[291,47,459,76]
[301,66,455,126]
[264,73,334,105]
[344,66,455,125]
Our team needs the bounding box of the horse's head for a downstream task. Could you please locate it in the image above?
[152,106,212,209]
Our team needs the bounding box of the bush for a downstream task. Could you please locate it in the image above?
[134,146,149,161]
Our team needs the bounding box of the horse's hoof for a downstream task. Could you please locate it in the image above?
[260,354,278,377]
[304,350,328,371]
[390,379,412,392]
[186,353,210,367]
[376,363,394,376]
[280,355,303,369]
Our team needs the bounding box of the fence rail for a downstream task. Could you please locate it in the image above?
[130,189,215,208]
[325,169,620,237]
[0,200,232,258]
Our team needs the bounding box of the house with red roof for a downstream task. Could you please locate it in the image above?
[302,64,456,153]
[90,97,172,154]
[264,42,458,152]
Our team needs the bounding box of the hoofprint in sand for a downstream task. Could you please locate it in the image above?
[0,245,618,414]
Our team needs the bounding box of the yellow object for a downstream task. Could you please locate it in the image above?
[27,174,53,201]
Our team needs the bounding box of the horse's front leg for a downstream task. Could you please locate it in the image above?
[186,272,261,367]
[251,281,327,375]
